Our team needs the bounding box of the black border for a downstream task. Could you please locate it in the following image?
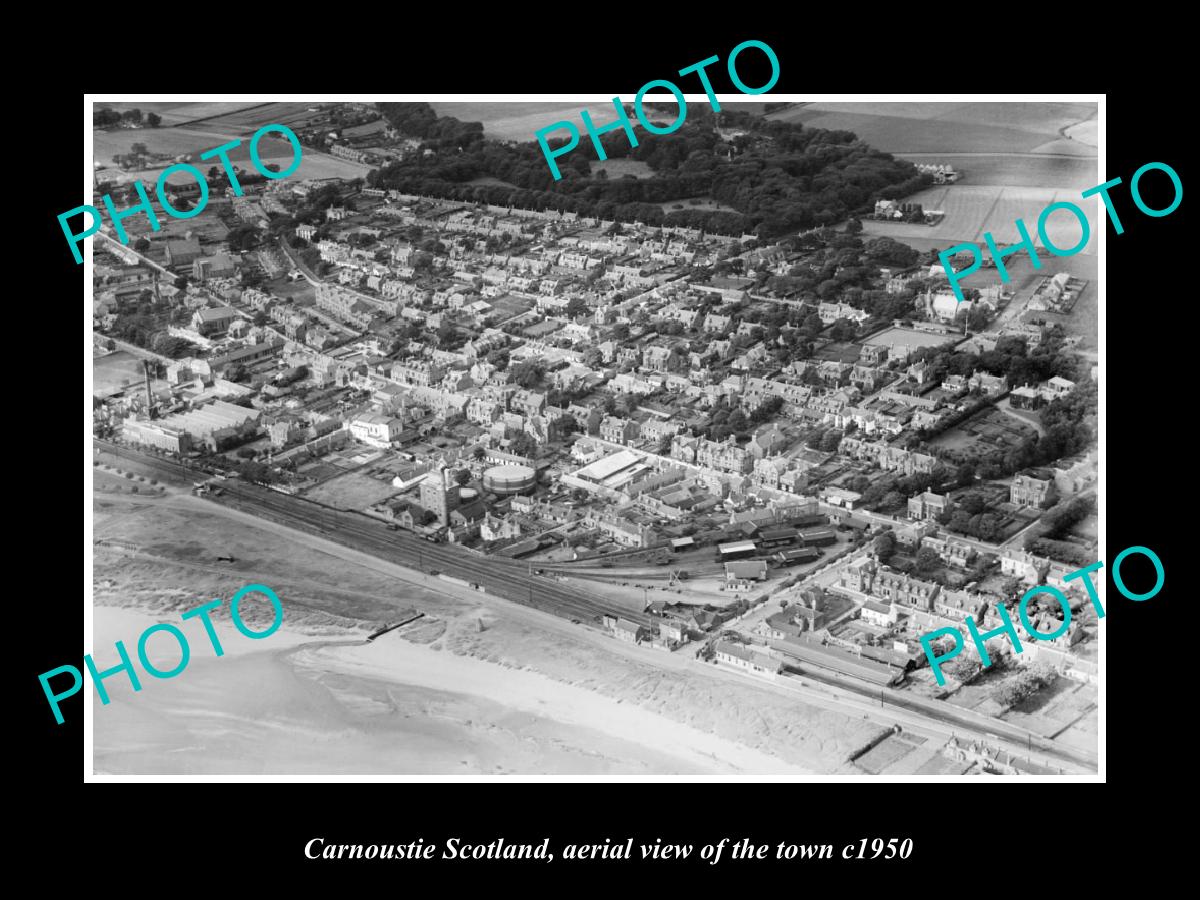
[43,33,1190,882]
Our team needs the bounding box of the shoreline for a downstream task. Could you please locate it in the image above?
[91,604,817,776]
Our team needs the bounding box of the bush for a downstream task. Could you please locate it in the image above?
[124,472,134,479]
[995,663,1056,708]
[130,486,139,493]
[150,479,158,485]
[93,460,100,466]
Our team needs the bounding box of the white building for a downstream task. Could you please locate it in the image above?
[349,413,403,448]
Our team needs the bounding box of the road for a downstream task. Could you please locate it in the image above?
[92,439,1096,772]
[95,231,175,279]
[278,236,321,284]
[94,334,173,367]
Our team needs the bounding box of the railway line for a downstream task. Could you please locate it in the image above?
[92,441,650,627]
[93,439,1096,772]
[780,664,1097,770]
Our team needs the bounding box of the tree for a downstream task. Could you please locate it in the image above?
[146,112,161,127]
[820,429,843,452]
[509,432,536,458]
[104,339,116,351]
[472,446,487,461]
[873,532,896,562]
[915,546,941,574]
[133,237,150,252]
[453,469,471,486]
[829,317,856,342]
[958,492,987,515]
[845,217,863,235]
[946,655,980,683]
[566,296,588,319]
[226,224,259,253]
[151,333,196,359]
[509,359,544,389]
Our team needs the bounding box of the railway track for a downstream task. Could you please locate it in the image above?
[92,441,650,627]
[781,664,1097,770]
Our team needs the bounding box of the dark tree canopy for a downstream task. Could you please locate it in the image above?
[369,103,929,240]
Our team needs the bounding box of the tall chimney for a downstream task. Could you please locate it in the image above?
[143,359,155,419]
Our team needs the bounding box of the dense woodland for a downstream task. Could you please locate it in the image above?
[370,104,929,238]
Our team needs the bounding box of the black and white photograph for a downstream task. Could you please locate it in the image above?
[82,94,1108,780]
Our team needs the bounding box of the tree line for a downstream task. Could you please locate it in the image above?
[369,103,929,240]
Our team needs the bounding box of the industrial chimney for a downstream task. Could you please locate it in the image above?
[142,359,156,419]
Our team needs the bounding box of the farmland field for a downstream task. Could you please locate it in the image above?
[861,185,1099,256]
[765,101,1097,155]
[94,102,265,125]
[896,154,1097,189]
[193,102,324,132]
[94,125,368,187]
[430,101,627,142]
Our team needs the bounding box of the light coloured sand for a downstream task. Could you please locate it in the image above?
[91,606,813,776]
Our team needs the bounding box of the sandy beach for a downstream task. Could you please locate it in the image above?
[91,605,814,776]
[91,488,887,776]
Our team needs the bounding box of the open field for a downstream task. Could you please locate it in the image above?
[94,125,368,187]
[897,153,1098,189]
[300,470,399,509]
[193,102,324,133]
[468,175,518,188]
[766,101,1097,155]
[92,351,146,396]
[862,185,1099,254]
[593,158,655,179]
[864,326,957,352]
[94,126,295,162]
[429,101,627,142]
[658,196,738,213]
[95,102,266,125]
